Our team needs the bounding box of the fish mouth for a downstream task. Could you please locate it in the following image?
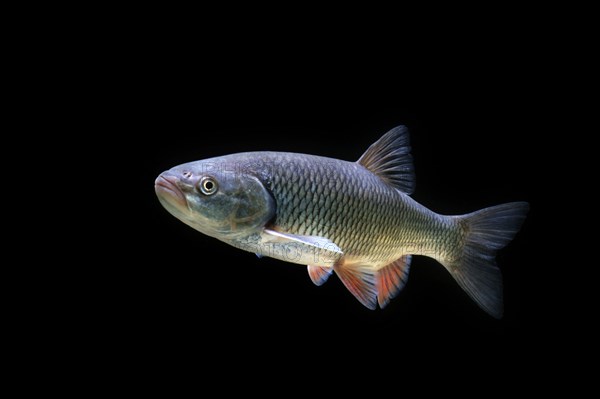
[155,174,187,208]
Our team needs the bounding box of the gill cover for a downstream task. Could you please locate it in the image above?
[189,171,275,239]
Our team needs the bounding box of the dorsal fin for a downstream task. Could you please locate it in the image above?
[357,125,415,194]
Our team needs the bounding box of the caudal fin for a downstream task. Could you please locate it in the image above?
[443,202,529,319]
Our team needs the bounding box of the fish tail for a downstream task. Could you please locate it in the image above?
[442,202,529,318]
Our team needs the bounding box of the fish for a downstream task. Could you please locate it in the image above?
[155,126,528,318]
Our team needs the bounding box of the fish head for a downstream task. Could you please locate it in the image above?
[155,158,275,240]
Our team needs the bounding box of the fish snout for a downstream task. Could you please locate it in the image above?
[155,173,187,207]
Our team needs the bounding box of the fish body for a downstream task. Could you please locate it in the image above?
[155,126,528,317]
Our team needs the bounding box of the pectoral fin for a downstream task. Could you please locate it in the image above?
[262,229,343,266]
[264,229,342,253]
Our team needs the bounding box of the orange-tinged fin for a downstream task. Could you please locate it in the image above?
[357,125,415,194]
[334,264,378,310]
[307,265,333,286]
[376,255,412,309]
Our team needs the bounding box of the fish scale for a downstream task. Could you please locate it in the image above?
[256,152,446,266]
[155,125,528,317]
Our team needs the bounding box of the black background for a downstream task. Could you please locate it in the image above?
[9,4,573,391]
[99,73,536,361]
[58,24,545,376]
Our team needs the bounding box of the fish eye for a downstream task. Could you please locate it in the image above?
[198,176,218,195]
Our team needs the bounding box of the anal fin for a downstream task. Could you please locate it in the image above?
[377,255,412,308]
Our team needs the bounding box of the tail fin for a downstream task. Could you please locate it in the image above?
[443,202,529,318]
